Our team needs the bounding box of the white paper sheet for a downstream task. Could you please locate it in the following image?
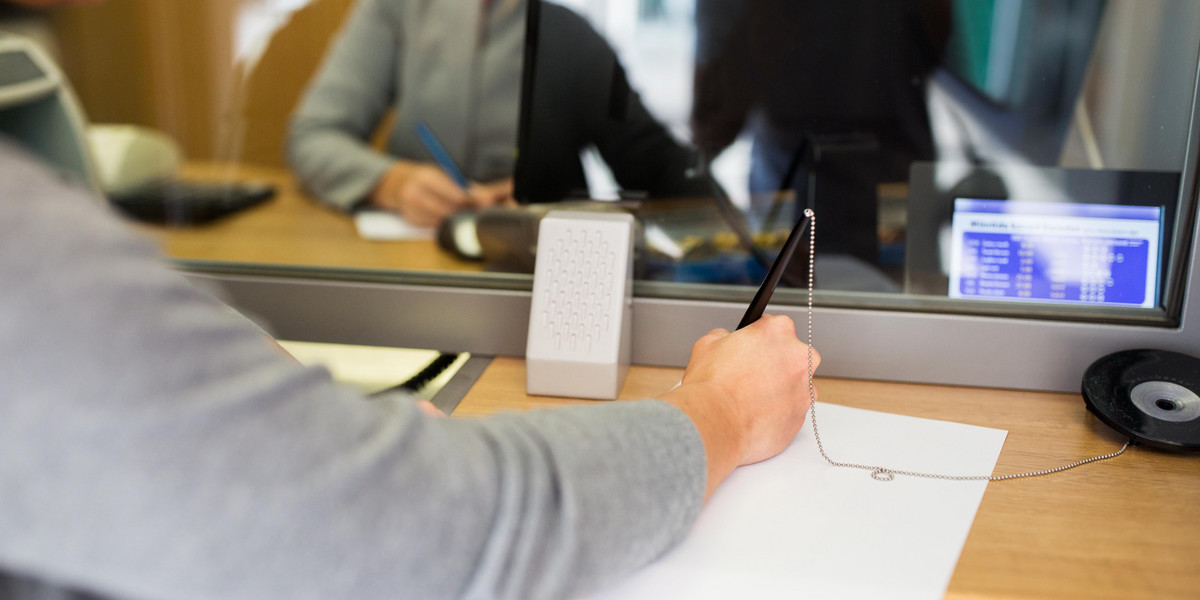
[354,209,435,240]
[594,403,1008,600]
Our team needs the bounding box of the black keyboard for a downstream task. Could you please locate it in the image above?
[109,179,275,225]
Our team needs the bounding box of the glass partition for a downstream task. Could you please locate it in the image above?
[517,0,1199,324]
[11,0,1199,328]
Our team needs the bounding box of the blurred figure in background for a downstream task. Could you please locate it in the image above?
[289,0,710,226]
[692,0,951,267]
[288,0,524,227]
[514,1,709,204]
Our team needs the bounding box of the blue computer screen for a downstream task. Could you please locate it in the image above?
[948,199,1162,308]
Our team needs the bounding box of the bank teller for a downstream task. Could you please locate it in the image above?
[287,0,707,227]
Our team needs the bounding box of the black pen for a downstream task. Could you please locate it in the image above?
[737,208,814,330]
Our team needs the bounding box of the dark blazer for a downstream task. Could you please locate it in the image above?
[691,0,951,182]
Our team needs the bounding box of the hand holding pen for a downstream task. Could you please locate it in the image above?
[663,210,820,491]
[369,121,514,227]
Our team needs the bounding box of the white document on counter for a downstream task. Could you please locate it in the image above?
[594,402,1008,600]
[354,209,435,240]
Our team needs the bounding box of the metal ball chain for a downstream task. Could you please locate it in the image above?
[799,208,1131,482]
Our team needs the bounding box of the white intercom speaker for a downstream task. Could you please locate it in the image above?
[526,211,635,400]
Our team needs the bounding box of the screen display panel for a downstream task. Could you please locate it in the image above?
[948,199,1162,307]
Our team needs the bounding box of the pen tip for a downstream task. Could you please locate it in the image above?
[803,208,815,217]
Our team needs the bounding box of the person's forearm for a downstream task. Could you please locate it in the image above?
[657,317,818,502]
[662,382,746,501]
[286,126,393,210]
[2,137,714,600]
[285,0,398,210]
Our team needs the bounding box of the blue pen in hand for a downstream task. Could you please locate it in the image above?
[413,120,470,189]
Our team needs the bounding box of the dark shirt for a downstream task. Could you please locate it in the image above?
[691,0,951,181]
[516,3,708,202]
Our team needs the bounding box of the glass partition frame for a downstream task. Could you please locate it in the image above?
[180,102,1197,393]
[169,0,1200,394]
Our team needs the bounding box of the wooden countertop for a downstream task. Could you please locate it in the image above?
[133,163,481,273]
[456,357,1200,600]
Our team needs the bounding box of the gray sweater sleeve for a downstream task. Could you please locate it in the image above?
[0,144,706,600]
[285,0,399,211]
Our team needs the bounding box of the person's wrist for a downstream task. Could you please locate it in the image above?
[663,381,751,471]
[370,160,418,209]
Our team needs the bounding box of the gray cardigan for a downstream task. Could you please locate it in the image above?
[287,0,526,211]
[0,140,705,599]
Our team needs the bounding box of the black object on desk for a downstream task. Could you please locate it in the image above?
[109,179,275,225]
[370,353,463,397]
